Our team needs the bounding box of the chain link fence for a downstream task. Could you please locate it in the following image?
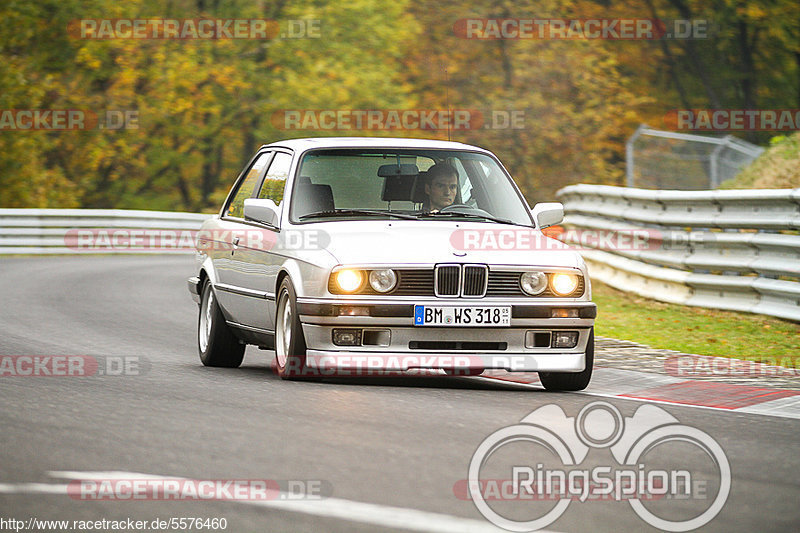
[626,124,765,189]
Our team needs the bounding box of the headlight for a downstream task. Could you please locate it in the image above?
[550,273,580,296]
[333,269,364,293]
[368,269,397,293]
[520,271,547,295]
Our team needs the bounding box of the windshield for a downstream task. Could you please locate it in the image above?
[289,148,533,226]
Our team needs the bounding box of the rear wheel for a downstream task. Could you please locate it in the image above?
[275,278,312,380]
[539,328,594,391]
[198,278,245,368]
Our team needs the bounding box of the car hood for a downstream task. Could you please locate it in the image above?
[312,220,580,268]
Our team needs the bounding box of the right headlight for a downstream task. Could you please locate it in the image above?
[550,273,580,296]
[520,271,548,295]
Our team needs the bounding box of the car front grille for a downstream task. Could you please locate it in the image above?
[393,270,434,296]
[435,265,461,297]
[357,268,583,298]
[486,271,525,296]
[462,265,488,297]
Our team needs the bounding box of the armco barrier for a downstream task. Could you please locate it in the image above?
[556,185,800,322]
[0,209,213,254]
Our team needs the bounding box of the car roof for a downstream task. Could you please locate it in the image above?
[260,137,492,154]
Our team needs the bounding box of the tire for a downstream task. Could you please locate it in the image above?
[539,328,594,391]
[198,278,245,368]
[274,277,312,380]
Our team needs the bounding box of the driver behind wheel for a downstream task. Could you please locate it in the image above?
[423,163,459,212]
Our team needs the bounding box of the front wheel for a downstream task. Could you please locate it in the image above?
[274,278,312,380]
[198,278,245,368]
[539,329,594,391]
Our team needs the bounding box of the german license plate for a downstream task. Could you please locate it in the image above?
[413,306,511,326]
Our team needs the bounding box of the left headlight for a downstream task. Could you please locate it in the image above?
[550,273,580,296]
[368,269,397,293]
[333,269,364,293]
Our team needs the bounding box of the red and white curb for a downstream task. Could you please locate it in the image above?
[482,367,800,419]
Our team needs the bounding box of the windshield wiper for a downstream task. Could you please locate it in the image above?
[298,209,419,220]
[417,210,529,227]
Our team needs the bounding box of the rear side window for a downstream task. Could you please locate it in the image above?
[225,152,272,218]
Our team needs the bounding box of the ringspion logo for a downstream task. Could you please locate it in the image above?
[463,401,730,531]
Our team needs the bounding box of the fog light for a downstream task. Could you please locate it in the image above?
[551,331,579,348]
[551,308,580,318]
[333,329,362,346]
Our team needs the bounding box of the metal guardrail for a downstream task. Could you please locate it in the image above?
[0,209,213,254]
[4,201,800,322]
[556,185,800,322]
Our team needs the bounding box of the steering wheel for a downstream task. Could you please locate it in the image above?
[438,203,494,218]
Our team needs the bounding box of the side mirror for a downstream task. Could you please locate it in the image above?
[244,198,280,227]
[531,202,564,229]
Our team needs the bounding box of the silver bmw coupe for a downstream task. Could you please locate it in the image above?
[188,137,596,390]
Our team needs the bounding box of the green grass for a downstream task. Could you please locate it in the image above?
[592,282,800,367]
[719,132,800,189]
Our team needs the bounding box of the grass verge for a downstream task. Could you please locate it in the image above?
[592,281,800,366]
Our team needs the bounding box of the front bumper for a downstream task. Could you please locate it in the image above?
[297,298,595,373]
[187,276,201,304]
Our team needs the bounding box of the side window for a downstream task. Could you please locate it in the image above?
[258,152,292,204]
[225,152,272,218]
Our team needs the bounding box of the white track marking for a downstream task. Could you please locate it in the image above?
[0,471,548,533]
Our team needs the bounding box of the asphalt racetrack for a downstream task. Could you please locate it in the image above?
[1,256,798,532]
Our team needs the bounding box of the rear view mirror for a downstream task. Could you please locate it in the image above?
[377,163,419,177]
[244,198,280,226]
[531,202,564,229]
